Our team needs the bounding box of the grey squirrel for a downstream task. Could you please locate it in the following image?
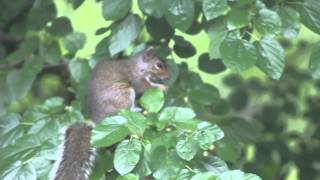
[53,47,170,180]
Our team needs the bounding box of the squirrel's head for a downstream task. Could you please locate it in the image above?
[135,47,170,83]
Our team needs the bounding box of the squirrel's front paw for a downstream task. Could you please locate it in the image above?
[159,84,168,92]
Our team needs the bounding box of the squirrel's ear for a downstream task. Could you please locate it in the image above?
[142,46,156,60]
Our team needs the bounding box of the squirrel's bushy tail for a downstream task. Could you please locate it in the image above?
[54,124,95,180]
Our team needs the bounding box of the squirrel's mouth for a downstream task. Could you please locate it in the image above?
[146,74,166,85]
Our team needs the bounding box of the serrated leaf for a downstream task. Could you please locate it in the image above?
[203,0,229,20]
[298,0,320,34]
[278,6,300,38]
[256,36,285,80]
[133,143,152,176]
[220,35,257,72]
[139,88,164,113]
[102,0,132,21]
[107,14,143,56]
[138,0,163,18]
[254,8,282,37]
[119,110,147,136]
[163,0,194,32]
[309,42,320,78]
[114,139,142,175]
[91,116,129,147]
[159,107,196,122]
[195,122,224,150]
[176,138,198,161]
[63,32,86,54]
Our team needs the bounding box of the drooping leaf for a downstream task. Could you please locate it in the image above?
[163,0,195,32]
[114,139,142,175]
[256,36,285,80]
[227,5,251,29]
[146,17,174,40]
[102,0,132,21]
[173,36,196,58]
[203,0,229,20]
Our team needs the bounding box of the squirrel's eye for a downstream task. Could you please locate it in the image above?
[156,62,163,69]
[155,62,163,69]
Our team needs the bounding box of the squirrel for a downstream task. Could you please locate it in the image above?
[53,47,170,180]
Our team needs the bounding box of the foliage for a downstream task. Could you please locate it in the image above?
[0,0,320,179]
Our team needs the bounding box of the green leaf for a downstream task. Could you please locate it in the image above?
[203,0,229,20]
[119,110,147,136]
[191,172,215,180]
[278,6,300,38]
[91,116,129,147]
[116,173,139,180]
[176,138,198,161]
[195,122,224,150]
[114,139,142,175]
[173,36,196,58]
[159,107,196,122]
[138,0,163,18]
[139,88,164,113]
[198,53,226,74]
[39,40,61,64]
[27,1,57,31]
[6,57,43,100]
[298,0,320,34]
[244,173,261,180]
[107,14,143,56]
[217,170,244,180]
[256,36,285,80]
[133,143,152,176]
[102,0,132,21]
[207,17,228,59]
[309,42,320,78]
[163,0,195,32]
[227,6,251,29]
[220,35,257,72]
[254,8,282,37]
[200,155,229,174]
[146,17,174,40]
[189,83,220,105]
[63,32,86,54]
[67,0,84,9]
[1,161,36,180]
[68,59,90,83]
[46,17,73,36]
